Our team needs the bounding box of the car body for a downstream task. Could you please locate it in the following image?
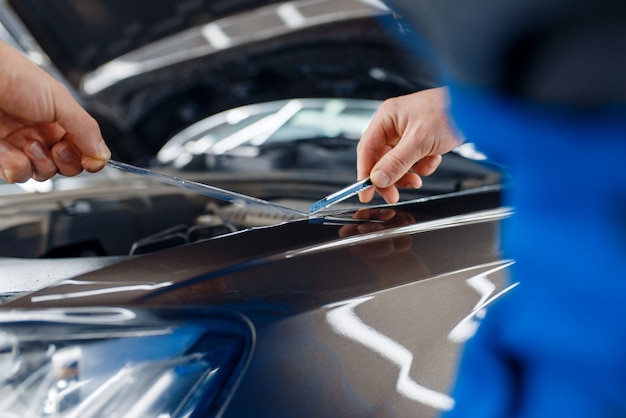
[0,1,516,417]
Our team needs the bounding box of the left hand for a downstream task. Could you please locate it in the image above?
[0,41,110,183]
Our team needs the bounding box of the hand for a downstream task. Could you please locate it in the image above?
[0,41,110,183]
[357,87,463,203]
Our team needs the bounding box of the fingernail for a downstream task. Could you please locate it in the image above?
[56,143,76,162]
[81,156,107,172]
[409,178,422,189]
[28,141,46,159]
[371,170,390,188]
[96,142,111,160]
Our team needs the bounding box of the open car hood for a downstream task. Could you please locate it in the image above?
[1,0,438,163]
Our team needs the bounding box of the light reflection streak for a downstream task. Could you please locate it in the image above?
[276,3,306,28]
[287,207,512,259]
[326,297,455,411]
[211,100,303,154]
[31,282,173,303]
[447,261,517,343]
[359,0,391,10]
[0,307,136,325]
[201,23,232,49]
[125,372,174,417]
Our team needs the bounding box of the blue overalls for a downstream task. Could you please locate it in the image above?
[443,84,626,417]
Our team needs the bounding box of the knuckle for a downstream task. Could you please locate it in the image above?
[379,96,400,112]
[384,152,409,176]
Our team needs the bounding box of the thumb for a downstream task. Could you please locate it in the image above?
[370,138,424,188]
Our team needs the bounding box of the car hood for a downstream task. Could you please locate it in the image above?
[1,186,509,310]
[0,185,514,418]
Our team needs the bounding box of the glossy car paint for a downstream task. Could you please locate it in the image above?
[1,187,514,417]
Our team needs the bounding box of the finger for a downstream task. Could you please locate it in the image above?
[357,137,391,189]
[359,172,421,203]
[375,184,400,204]
[0,141,32,182]
[357,100,405,203]
[0,123,63,151]
[358,187,376,203]
[24,140,58,181]
[413,155,442,177]
[48,83,110,171]
[395,172,422,189]
[357,101,400,183]
[33,122,66,148]
[51,140,83,177]
[370,136,424,189]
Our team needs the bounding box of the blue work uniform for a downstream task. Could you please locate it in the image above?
[446,84,626,417]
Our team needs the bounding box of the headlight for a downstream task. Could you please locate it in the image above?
[0,307,254,418]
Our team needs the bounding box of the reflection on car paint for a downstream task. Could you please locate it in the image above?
[30,282,173,304]
[325,260,517,412]
[0,307,137,324]
[448,262,518,343]
[326,296,455,411]
[287,206,512,259]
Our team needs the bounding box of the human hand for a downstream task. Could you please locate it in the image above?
[0,41,110,183]
[357,87,463,203]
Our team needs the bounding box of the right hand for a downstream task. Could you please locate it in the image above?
[356,87,464,203]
